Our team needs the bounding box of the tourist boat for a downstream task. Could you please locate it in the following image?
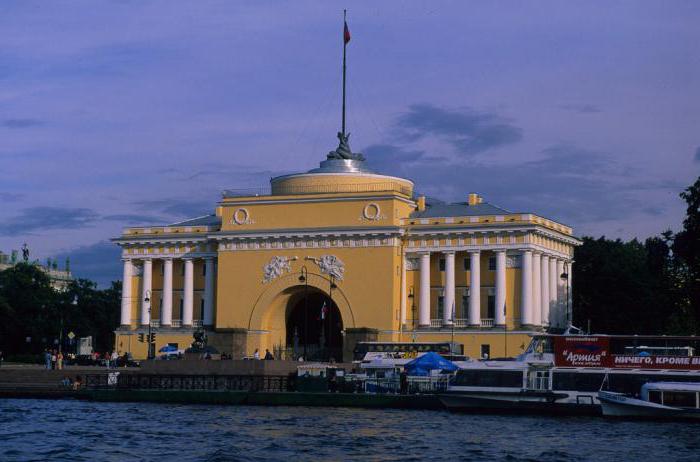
[598,382,700,419]
[439,332,700,415]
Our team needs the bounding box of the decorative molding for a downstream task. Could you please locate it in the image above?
[359,202,386,221]
[506,255,521,268]
[262,256,298,283]
[305,255,345,280]
[232,208,254,225]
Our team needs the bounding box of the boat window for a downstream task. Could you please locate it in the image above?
[647,390,662,404]
[552,372,606,392]
[454,370,523,388]
[662,391,697,408]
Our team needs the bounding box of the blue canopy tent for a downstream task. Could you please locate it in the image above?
[404,352,458,376]
[158,344,178,353]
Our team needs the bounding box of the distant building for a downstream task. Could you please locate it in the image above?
[0,250,73,291]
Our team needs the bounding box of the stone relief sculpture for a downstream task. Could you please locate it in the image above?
[306,255,345,280]
[263,256,297,283]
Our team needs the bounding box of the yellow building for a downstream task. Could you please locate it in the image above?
[113,135,580,360]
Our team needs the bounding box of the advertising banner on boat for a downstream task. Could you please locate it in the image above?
[555,337,700,369]
[610,355,700,370]
[555,337,609,367]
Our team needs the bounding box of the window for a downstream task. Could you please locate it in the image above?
[480,344,490,359]
[663,391,698,408]
[437,296,444,319]
[552,372,606,392]
[463,257,471,271]
[461,293,469,318]
[200,299,205,318]
[488,256,496,271]
[439,258,445,271]
[454,370,523,388]
[648,390,662,404]
[487,295,496,319]
[202,263,206,276]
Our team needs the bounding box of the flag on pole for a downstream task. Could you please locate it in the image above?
[320,301,328,320]
[344,19,351,44]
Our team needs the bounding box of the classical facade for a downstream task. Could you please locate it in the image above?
[113,138,579,360]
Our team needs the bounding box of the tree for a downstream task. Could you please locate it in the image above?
[672,176,700,332]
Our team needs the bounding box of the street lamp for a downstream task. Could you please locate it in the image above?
[408,287,416,342]
[560,265,570,329]
[328,274,337,361]
[298,266,309,359]
[59,294,78,354]
[144,290,153,359]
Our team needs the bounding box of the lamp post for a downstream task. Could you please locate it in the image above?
[144,290,153,359]
[560,264,570,329]
[59,294,78,354]
[328,274,337,361]
[408,288,416,342]
[298,266,309,359]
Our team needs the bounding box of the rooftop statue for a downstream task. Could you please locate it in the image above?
[327,132,365,161]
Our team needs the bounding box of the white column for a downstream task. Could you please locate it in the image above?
[120,259,133,326]
[567,260,573,327]
[548,257,558,326]
[556,259,565,328]
[183,258,194,327]
[495,250,507,327]
[203,257,215,326]
[532,252,542,326]
[521,250,533,326]
[140,259,152,326]
[443,251,455,326]
[400,255,407,327]
[161,258,173,326]
[468,250,481,327]
[418,252,431,327]
[541,255,550,327]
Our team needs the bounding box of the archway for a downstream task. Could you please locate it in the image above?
[286,287,343,361]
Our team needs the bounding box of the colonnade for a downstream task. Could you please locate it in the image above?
[120,257,215,328]
[406,249,572,329]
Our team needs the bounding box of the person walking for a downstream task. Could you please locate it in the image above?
[253,349,260,360]
[264,349,274,360]
[57,352,63,370]
[44,349,52,370]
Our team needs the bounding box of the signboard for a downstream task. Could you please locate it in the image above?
[67,331,75,340]
[610,355,700,370]
[555,336,609,367]
[555,336,700,370]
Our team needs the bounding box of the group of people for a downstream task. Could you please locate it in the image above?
[252,349,275,360]
[60,374,82,390]
[44,349,64,370]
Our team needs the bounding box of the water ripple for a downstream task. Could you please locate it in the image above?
[0,399,698,461]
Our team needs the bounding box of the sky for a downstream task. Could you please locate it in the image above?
[1,1,698,287]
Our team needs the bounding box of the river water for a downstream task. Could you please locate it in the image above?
[1,399,698,461]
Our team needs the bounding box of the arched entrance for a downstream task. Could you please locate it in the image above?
[285,288,343,361]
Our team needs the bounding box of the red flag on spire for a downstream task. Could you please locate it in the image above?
[344,20,351,44]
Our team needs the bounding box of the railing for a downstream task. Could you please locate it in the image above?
[192,320,203,328]
[149,320,160,328]
[481,318,495,328]
[429,319,442,328]
[453,318,469,328]
[362,375,451,394]
[171,320,182,328]
[84,374,290,392]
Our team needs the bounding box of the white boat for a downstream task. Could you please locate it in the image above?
[599,382,700,420]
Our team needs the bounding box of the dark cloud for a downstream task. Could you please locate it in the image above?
[559,103,601,114]
[52,241,122,288]
[131,198,213,218]
[394,104,522,156]
[102,213,166,225]
[3,119,44,128]
[0,207,99,236]
[0,192,24,202]
[695,147,700,163]
[363,142,672,226]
